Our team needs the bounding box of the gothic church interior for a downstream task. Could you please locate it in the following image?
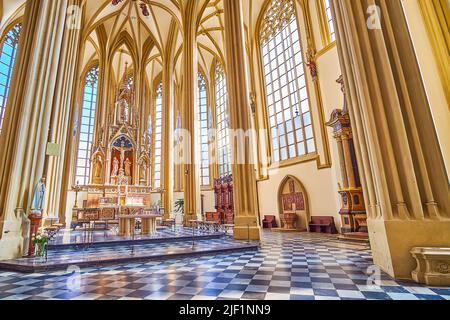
[0,0,448,301]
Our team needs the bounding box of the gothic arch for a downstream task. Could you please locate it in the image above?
[277,175,310,231]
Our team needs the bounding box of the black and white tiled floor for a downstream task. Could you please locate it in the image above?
[0,232,449,300]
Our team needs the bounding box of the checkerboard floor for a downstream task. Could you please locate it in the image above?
[0,232,449,300]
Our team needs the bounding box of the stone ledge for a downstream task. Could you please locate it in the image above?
[411,247,450,286]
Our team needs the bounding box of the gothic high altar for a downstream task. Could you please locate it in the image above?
[71,72,156,233]
[91,71,151,189]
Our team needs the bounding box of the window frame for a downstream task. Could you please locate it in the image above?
[153,80,163,190]
[0,22,22,134]
[74,65,99,186]
[259,3,317,167]
[198,72,212,187]
[214,62,232,178]
[316,0,336,46]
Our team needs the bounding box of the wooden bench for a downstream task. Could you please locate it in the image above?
[309,216,337,234]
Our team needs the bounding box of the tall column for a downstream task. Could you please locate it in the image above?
[0,0,69,259]
[181,0,201,222]
[223,0,261,240]
[331,0,450,279]
[45,0,83,225]
[161,23,177,218]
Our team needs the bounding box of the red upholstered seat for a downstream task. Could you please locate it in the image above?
[263,215,277,229]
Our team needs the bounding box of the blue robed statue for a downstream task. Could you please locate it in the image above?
[31,177,46,215]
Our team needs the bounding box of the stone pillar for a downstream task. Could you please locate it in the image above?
[0,0,70,259]
[181,0,201,223]
[161,23,177,219]
[223,0,261,240]
[331,0,450,279]
[45,0,83,226]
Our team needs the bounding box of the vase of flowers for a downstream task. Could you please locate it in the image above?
[32,230,49,258]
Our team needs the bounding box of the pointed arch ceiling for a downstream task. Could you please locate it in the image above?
[83,0,233,84]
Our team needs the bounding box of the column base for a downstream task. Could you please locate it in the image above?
[368,218,450,280]
[234,216,261,241]
[0,214,26,260]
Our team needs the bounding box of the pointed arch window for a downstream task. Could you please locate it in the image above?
[153,81,163,189]
[260,0,315,164]
[198,73,210,186]
[0,23,22,134]
[215,63,231,177]
[75,65,99,185]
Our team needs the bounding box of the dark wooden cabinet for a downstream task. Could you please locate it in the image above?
[211,175,234,225]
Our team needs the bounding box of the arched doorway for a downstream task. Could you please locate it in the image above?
[277,175,310,231]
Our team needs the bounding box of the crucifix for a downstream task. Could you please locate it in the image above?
[113,141,127,171]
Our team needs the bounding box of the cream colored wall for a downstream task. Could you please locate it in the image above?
[0,0,25,28]
[402,0,450,181]
[257,163,341,229]
[201,190,216,213]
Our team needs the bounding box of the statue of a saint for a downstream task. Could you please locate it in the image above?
[93,155,102,179]
[119,99,129,123]
[139,160,148,182]
[125,158,132,177]
[112,157,119,177]
[31,178,46,214]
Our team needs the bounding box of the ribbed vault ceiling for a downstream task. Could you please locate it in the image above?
[1,0,269,86]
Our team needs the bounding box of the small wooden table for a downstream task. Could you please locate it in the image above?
[118,214,161,237]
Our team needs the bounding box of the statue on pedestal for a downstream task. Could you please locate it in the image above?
[31,177,46,214]
[125,158,132,177]
[28,177,46,257]
[92,154,103,183]
[118,98,129,124]
[112,157,119,177]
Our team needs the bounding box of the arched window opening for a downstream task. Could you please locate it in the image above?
[75,65,99,185]
[154,81,163,189]
[260,0,315,164]
[0,23,22,133]
[198,73,210,186]
[215,63,231,177]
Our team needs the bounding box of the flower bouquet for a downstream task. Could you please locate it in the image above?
[32,229,49,258]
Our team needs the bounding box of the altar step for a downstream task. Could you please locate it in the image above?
[47,229,225,250]
[338,232,370,244]
[0,238,259,273]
